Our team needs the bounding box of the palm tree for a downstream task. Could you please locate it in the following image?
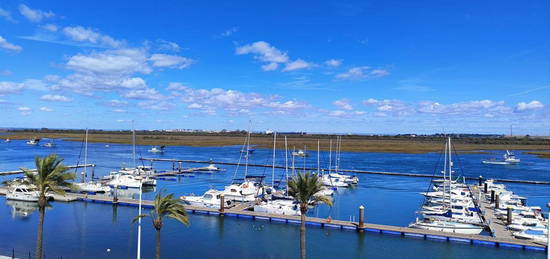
[22,154,76,259]
[134,191,189,259]
[288,172,333,259]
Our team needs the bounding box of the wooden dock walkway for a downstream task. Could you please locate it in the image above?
[140,158,550,185]
[0,188,545,252]
[471,185,516,240]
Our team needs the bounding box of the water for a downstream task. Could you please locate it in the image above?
[0,139,548,258]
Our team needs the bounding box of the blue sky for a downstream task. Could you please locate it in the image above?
[0,1,548,134]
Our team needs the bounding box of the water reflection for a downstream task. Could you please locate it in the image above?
[6,200,38,218]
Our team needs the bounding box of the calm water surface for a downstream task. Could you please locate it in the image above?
[0,139,548,258]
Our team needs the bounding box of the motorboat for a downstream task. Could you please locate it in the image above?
[513,229,548,243]
[74,181,111,193]
[44,141,56,148]
[321,174,350,188]
[482,150,520,165]
[107,174,142,188]
[292,149,308,157]
[508,223,547,232]
[148,146,165,153]
[195,164,221,172]
[254,200,301,216]
[6,185,40,202]
[180,189,232,209]
[409,218,484,235]
[315,188,335,197]
[26,138,40,145]
[4,138,10,143]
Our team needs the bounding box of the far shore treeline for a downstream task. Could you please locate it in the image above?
[1,128,549,157]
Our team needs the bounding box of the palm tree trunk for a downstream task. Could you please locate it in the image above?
[300,211,306,259]
[156,228,161,259]
[35,198,46,259]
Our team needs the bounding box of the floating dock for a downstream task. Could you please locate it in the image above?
[0,188,546,252]
[0,164,95,176]
[140,158,550,185]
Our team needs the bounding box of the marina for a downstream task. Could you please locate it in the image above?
[0,185,545,251]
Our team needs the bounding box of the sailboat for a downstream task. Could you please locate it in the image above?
[409,137,484,235]
[74,129,111,193]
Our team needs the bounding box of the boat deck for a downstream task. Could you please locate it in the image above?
[0,187,546,252]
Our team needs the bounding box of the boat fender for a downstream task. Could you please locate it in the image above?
[326,216,332,223]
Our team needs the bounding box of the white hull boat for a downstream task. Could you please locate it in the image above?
[74,182,111,193]
[409,219,484,235]
[180,189,232,209]
[108,174,142,188]
[254,200,301,216]
[6,186,40,202]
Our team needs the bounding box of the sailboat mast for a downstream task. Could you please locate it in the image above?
[244,128,251,177]
[132,121,136,168]
[448,137,453,212]
[317,139,320,175]
[328,139,332,173]
[271,132,277,187]
[84,128,88,182]
[284,136,289,193]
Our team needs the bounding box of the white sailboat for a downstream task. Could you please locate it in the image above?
[74,129,112,193]
[409,137,484,235]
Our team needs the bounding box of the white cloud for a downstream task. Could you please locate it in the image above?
[336,66,390,80]
[0,36,22,52]
[325,59,342,67]
[170,83,309,115]
[120,77,147,89]
[363,99,413,116]
[39,106,53,112]
[19,4,54,23]
[107,99,128,107]
[0,81,25,94]
[221,27,239,37]
[123,88,165,100]
[149,54,193,69]
[418,100,510,115]
[333,99,353,110]
[17,106,31,115]
[137,100,173,111]
[62,26,124,48]
[515,100,544,112]
[112,109,126,113]
[236,41,289,64]
[41,24,58,32]
[261,62,278,71]
[282,59,313,72]
[40,94,72,102]
[157,40,181,52]
[0,8,15,22]
[66,48,151,75]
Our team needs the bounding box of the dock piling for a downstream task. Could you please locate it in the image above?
[219,194,225,216]
[358,205,365,231]
[507,207,512,225]
[491,190,495,203]
[495,195,499,210]
[484,182,488,193]
[478,176,483,186]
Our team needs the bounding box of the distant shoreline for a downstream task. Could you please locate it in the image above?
[2,130,549,157]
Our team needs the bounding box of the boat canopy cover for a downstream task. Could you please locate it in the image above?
[525,229,545,235]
